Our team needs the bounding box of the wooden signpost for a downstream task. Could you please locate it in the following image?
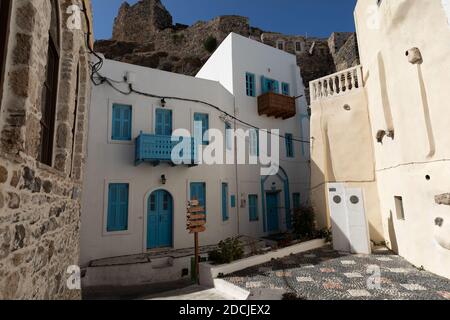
[187,199,206,284]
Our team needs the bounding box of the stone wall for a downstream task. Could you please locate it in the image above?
[329,33,360,71]
[0,0,92,299]
[97,15,251,76]
[112,0,173,42]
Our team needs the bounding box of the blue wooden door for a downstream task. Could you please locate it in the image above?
[155,109,172,136]
[147,190,173,249]
[266,193,279,232]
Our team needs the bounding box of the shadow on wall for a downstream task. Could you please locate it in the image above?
[377,52,395,132]
[387,211,399,254]
[310,160,329,230]
[417,64,436,158]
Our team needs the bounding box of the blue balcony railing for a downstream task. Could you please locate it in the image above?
[135,133,197,166]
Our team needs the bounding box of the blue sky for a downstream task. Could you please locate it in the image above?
[92,0,357,40]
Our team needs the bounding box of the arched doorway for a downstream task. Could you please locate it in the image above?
[147,190,173,249]
[261,166,291,233]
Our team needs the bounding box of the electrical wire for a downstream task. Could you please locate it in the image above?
[93,72,311,144]
[81,2,310,145]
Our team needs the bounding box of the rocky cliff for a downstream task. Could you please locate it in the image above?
[94,0,359,102]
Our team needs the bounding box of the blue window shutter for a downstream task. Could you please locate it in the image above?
[191,182,206,216]
[165,110,172,136]
[222,183,229,221]
[155,109,164,135]
[249,195,258,221]
[286,133,294,158]
[246,73,255,97]
[231,195,236,208]
[155,109,172,136]
[107,183,129,232]
[293,193,301,209]
[112,104,132,141]
[282,83,290,96]
[250,74,256,96]
[273,80,280,94]
[261,76,268,94]
[194,113,209,145]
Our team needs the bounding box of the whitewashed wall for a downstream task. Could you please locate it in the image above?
[81,34,310,265]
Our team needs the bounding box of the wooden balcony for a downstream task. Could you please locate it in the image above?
[257,92,296,119]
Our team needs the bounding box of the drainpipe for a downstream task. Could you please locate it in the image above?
[234,97,240,236]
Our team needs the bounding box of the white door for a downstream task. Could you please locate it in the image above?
[327,183,350,252]
[327,184,371,254]
[346,188,371,254]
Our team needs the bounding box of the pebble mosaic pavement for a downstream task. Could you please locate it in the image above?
[223,246,450,300]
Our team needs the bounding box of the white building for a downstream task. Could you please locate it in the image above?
[80,33,310,268]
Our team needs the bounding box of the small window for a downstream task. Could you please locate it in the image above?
[282,82,290,96]
[277,41,284,51]
[107,183,129,232]
[155,108,172,136]
[285,133,294,158]
[222,183,229,221]
[231,195,236,208]
[394,196,405,220]
[194,113,209,145]
[249,195,259,221]
[225,122,232,151]
[112,104,132,141]
[245,72,256,97]
[295,41,302,52]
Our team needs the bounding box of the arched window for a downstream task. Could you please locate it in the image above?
[0,0,12,109]
[40,0,60,165]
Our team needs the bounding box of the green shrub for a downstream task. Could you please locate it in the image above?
[316,228,333,243]
[282,293,307,301]
[292,205,316,239]
[208,237,244,264]
[203,36,218,53]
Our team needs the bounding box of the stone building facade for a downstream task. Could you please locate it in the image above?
[0,0,93,299]
[112,0,173,42]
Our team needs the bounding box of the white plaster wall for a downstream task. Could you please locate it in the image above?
[199,33,310,235]
[81,34,311,265]
[81,60,237,265]
[354,0,450,278]
[196,35,234,94]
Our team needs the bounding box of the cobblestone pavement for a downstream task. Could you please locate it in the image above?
[223,246,450,300]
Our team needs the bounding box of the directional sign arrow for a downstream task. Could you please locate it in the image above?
[188,220,206,228]
[188,207,206,214]
[189,226,206,234]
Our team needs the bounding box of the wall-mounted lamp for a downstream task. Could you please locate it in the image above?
[161,98,166,108]
[271,182,277,192]
[160,174,167,185]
